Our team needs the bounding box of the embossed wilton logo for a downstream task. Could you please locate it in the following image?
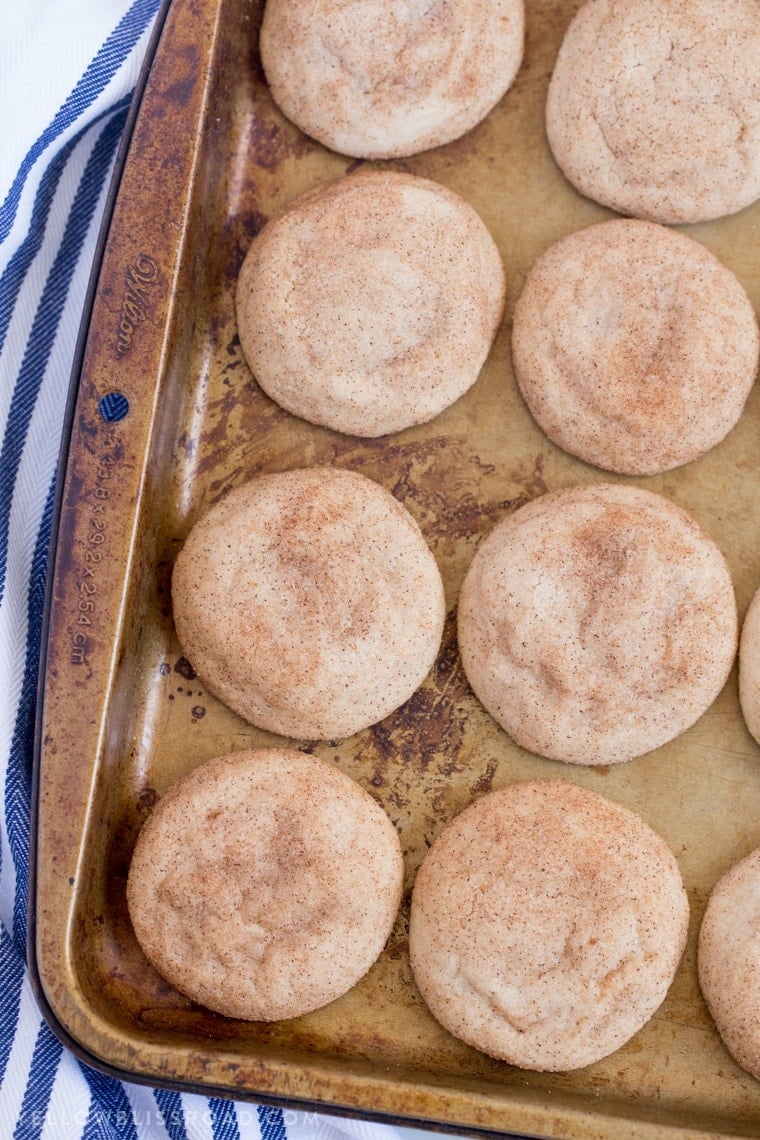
[115,254,159,357]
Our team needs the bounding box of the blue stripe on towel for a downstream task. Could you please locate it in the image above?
[4,476,55,948]
[0,94,133,356]
[0,0,159,245]
[0,926,26,1091]
[79,1064,139,1140]
[12,1020,63,1140]
[0,106,126,614]
[258,1106,288,1140]
[210,1098,242,1140]
[153,1088,189,1140]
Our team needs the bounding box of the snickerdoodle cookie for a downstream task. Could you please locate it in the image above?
[698,847,760,1081]
[739,587,760,747]
[511,220,759,475]
[127,749,403,1020]
[409,779,689,1071]
[259,0,525,159]
[457,483,737,765]
[236,171,505,437]
[171,467,445,740]
[546,0,760,224]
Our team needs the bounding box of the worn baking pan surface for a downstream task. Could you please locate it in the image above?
[31,0,760,1135]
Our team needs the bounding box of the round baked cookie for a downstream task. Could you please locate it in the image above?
[739,586,760,746]
[457,483,737,765]
[698,847,760,1081]
[259,0,525,160]
[127,749,404,1021]
[546,0,760,224]
[236,171,505,438]
[172,467,445,740]
[410,779,689,1071]
[511,220,759,475]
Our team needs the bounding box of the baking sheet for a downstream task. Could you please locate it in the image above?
[32,0,760,1135]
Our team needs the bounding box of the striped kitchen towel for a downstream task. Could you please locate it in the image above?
[0,3,413,1139]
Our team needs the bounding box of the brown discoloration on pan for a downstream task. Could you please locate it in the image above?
[33,0,760,1134]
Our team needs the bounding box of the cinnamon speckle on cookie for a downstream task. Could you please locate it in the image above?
[260,0,525,159]
[511,219,758,475]
[546,0,760,224]
[698,846,760,1081]
[409,779,689,1070]
[457,483,737,765]
[171,467,445,740]
[127,749,404,1021]
[235,170,505,438]
[739,587,760,747]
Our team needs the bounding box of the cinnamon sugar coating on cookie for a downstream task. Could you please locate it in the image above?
[410,779,689,1070]
[698,847,760,1081]
[739,587,760,747]
[236,171,505,438]
[512,220,759,475]
[260,0,524,159]
[457,484,737,765]
[172,467,445,740]
[546,0,760,224]
[127,749,403,1021]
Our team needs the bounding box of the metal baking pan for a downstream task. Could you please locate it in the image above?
[30,0,760,1135]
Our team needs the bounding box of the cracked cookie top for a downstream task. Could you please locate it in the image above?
[235,170,505,437]
[457,483,737,765]
[511,219,759,475]
[409,778,689,1070]
[259,0,524,159]
[127,748,403,1020]
[171,467,445,740]
[546,0,760,224]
